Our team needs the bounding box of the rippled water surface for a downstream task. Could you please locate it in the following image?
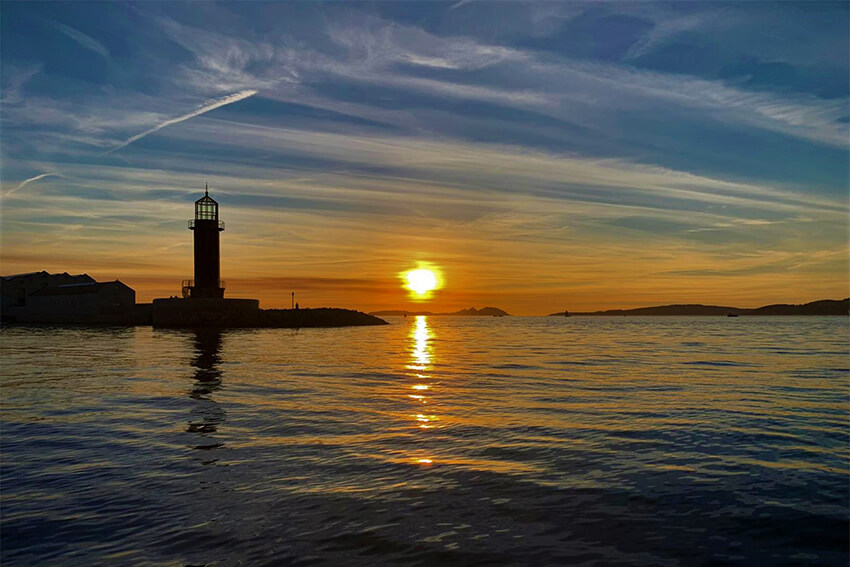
[2,317,848,566]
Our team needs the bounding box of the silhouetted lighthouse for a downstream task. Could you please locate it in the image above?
[185,184,225,299]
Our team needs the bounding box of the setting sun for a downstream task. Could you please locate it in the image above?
[405,270,437,294]
[402,265,443,299]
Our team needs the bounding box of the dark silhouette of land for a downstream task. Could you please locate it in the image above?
[0,277,386,327]
[152,302,386,328]
[370,306,510,317]
[548,298,849,316]
[746,299,849,315]
[2,188,387,328]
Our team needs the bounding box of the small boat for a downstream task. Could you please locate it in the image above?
[726,313,739,317]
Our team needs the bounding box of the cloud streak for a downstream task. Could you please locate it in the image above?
[105,89,259,154]
[51,21,109,58]
[6,172,61,195]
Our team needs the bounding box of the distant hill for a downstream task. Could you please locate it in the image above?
[370,306,510,317]
[452,307,510,316]
[549,298,849,316]
[550,304,747,316]
[747,299,849,316]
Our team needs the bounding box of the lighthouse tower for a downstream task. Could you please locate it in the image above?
[185,184,225,299]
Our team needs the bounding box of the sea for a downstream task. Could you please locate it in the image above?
[1,316,848,566]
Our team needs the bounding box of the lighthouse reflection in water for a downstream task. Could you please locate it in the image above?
[187,330,225,454]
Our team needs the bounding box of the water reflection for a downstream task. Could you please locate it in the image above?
[187,329,226,453]
[407,316,437,464]
[408,315,431,371]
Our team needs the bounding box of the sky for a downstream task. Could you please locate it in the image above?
[1,1,848,314]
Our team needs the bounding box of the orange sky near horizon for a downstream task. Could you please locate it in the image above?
[2,258,845,315]
[2,180,846,315]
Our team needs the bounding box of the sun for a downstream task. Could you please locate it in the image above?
[401,264,443,299]
[405,269,438,294]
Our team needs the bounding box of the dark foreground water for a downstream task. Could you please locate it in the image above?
[2,317,848,566]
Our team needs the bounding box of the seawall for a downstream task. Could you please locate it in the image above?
[151,298,386,328]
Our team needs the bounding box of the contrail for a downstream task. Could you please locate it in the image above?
[449,0,475,10]
[52,21,110,59]
[106,89,258,154]
[6,172,60,195]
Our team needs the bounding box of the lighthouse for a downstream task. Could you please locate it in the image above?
[149,183,376,327]
[153,183,259,324]
[184,184,225,299]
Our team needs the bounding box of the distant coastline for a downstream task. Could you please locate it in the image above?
[548,298,849,317]
[370,299,849,318]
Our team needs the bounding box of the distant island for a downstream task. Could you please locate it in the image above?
[370,306,510,317]
[548,298,849,317]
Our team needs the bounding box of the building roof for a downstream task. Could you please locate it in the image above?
[195,183,218,205]
[196,194,217,204]
[30,280,132,296]
[3,270,50,280]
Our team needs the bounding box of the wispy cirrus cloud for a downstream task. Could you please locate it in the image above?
[154,118,846,216]
[0,63,42,104]
[569,60,849,147]
[622,11,722,61]
[311,16,849,148]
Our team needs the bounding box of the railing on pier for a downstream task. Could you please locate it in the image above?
[181,279,226,298]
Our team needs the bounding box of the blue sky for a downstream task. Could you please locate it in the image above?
[1,1,847,312]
